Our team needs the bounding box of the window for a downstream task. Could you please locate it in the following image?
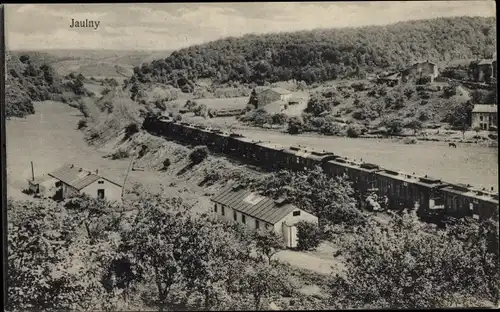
[98,180,104,184]
[255,220,260,229]
[97,189,105,199]
[214,204,218,213]
[221,206,225,216]
[233,211,237,221]
[480,115,484,121]
[293,211,301,217]
[242,214,246,224]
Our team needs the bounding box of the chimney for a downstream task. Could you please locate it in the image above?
[31,161,35,181]
[95,169,98,175]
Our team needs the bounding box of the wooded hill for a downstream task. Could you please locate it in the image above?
[129,16,496,89]
[6,52,92,118]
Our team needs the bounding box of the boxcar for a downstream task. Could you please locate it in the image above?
[441,185,499,221]
[323,159,380,194]
[254,142,287,170]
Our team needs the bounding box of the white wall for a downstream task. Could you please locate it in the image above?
[81,179,123,203]
[273,208,318,233]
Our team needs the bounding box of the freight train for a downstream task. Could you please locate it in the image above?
[143,114,499,221]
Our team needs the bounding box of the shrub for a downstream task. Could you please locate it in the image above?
[403,137,418,144]
[386,119,404,135]
[189,146,209,165]
[124,123,139,139]
[271,113,288,125]
[295,221,322,251]
[111,149,129,160]
[162,158,171,170]
[77,119,87,129]
[287,116,304,134]
[346,124,363,138]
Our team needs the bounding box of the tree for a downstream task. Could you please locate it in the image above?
[386,119,404,136]
[406,119,423,136]
[295,221,322,251]
[255,166,363,227]
[329,213,499,309]
[248,88,258,108]
[189,146,209,165]
[445,101,473,139]
[271,113,289,125]
[287,116,304,134]
[118,196,191,311]
[473,126,482,136]
[253,229,285,264]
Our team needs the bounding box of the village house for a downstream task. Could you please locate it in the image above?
[471,59,496,82]
[471,104,498,131]
[403,60,439,84]
[210,183,318,248]
[257,87,292,107]
[32,164,123,203]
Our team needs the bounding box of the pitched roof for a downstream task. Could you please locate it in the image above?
[211,184,298,224]
[48,164,122,190]
[472,104,497,113]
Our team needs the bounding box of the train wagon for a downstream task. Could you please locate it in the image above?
[441,184,499,221]
[323,159,380,194]
[254,142,287,170]
[281,146,336,172]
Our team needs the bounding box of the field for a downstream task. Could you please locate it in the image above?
[193,96,250,110]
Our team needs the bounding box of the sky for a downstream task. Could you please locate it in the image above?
[4,1,496,51]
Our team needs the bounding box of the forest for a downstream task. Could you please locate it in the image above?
[5,52,92,118]
[130,16,496,88]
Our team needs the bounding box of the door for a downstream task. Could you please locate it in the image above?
[97,189,105,199]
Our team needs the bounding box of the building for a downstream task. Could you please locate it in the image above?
[47,164,123,203]
[27,174,58,197]
[403,60,439,83]
[257,88,292,107]
[210,183,318,248]
[377,72,402,86]
[471,104,497,131]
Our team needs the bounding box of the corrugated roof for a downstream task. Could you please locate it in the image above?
[48,164,122,190]
[211,184,298,224]
[472,104,497,113]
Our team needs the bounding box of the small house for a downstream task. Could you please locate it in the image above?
[471,104,498,131]
[48,164,123,203]
[27,174,58,197]
[211,183,318,248]
[403,60,439,83]
[257,88,292,107]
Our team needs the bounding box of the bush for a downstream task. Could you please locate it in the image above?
[77,119,87,129]
[162,158,171,170]
[189,146,209,165]
[386,119,404,135]
[287,116,304,134]
[271,113,288,125]
[124,123,139,139]
[111,149,130,160]
[403,137,418,144]
[346,124,363,138]
[295,221,322,251]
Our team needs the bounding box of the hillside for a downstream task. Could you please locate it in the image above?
[12,49,173,79]
[130,16,496,88]
[5,52,93,118]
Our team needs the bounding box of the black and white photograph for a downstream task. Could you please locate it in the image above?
[3,2,498,310]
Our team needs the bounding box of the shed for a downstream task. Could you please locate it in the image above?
[257,88,292,107]
[211,183,318,248]
[27,174,58,197]
[48,164,123,203]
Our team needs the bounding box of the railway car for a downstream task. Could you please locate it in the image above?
[323,158,380,194]
[441,184,499,221]
[374,170,447,213]
[254,142,287,170]
[281,146,337,171]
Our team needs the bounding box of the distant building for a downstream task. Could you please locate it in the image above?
[211,183,318,248]
[27,174,58,197]
[472,59,496,82]
[403,60,439,83]
[47,164,123,203]
[471,104,497,131]
[377,72,402,86]
[257,88,292,107]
